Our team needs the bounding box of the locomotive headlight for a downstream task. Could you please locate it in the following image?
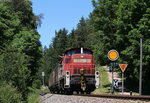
[96,71,99,78]
[66,71,70,77]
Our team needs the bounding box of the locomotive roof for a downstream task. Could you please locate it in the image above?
[65,48,93,54]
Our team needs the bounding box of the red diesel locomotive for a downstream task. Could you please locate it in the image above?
[48,48,99,94]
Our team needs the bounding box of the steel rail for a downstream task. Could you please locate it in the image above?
[73,94,150,101]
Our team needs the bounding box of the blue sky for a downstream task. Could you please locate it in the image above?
[31,0,93,47]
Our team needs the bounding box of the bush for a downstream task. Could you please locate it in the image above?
[32,79,42,89]
[0,82,23,103]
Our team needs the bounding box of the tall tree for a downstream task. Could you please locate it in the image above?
[0,2,20,50]
[67,28,76,48]
[0,0,43,99]
[74,17,89,48]
[10,0,42,86]
[0,46,30,99]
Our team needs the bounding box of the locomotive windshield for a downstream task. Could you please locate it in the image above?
[65,48,92,56]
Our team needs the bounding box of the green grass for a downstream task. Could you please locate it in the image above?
[92,66,111,94]
[42,87,50,94]
[132,92,139,95]
[27,86,50,103]
[28,93,40,103]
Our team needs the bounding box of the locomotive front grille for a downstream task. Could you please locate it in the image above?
[72,68,94,75]
[69,64,95,75]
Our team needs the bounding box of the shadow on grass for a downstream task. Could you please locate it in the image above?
[103,83,111,88]
[102,83,111,93]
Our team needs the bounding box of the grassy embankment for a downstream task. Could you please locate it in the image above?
[92,66,111,94]
[27,86,49,103]
[92,66,139,95]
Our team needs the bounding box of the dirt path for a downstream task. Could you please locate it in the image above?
[103,66,130,95]
[103,66,121,83]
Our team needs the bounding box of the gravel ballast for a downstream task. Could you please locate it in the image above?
[40,94,149,103]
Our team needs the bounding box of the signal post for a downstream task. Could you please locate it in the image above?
[107,50,119,94]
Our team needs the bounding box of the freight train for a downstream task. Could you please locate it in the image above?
[48,48,99,94]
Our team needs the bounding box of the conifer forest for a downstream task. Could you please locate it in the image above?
[0,0,150,102]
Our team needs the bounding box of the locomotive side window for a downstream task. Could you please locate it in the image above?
[83,50,92,54]
[66,49,80,55]
[66,58,69,63]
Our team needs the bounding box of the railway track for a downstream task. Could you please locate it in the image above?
[41,93,150,103]
[74,94,150,102]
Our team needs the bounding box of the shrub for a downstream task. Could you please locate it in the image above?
[0,82,23,103]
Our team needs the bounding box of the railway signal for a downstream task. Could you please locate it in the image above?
[119,64,128,95]
[113,79,118,88]
[108,50,119,94]
[108,66,112,72]
[108,50,119,61]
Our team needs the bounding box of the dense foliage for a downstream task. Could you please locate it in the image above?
[0,81,23,103]
[43,0,150,94]
[0,0,42,101]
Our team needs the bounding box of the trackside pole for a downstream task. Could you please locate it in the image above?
[112,67,114,94]
[122,71,124,95]
[139,38,143,95]
[42,72,45,86]
[43,75,45,86]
